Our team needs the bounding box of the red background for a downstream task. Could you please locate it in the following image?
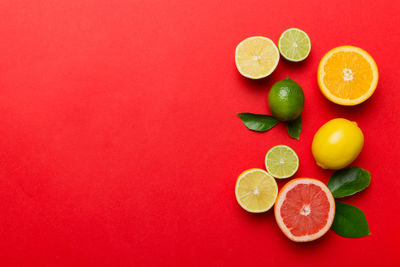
[0,0,399,266]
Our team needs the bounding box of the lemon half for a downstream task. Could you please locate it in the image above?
[235,36,280,79]
[235,168,278,213]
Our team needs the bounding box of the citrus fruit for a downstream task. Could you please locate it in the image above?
[275,178,335,242]
[278,28,311,62]
[235,36,280,79]
[268,78,304,121]
[312,118,364,170]
[265,145,299,179]
[235,168,278,213]
[318,46,378,105]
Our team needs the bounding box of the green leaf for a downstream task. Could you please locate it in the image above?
[332,201,370,238]
[237,113,279,132]
[286,116,302,140]
[327,167,371,198]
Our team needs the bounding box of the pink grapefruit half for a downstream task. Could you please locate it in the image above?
[274,178,335,242]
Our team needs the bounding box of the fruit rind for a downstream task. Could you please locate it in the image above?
[274,178,335,242]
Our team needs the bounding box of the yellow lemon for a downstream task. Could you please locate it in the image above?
[312,118,364,170]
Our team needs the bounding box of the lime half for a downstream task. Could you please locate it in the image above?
[265,145,299,179]
[278,28,311,62]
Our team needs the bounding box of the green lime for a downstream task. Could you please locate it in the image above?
[268,77,304,121]
[265,145,299,179]
[278,28,311,62]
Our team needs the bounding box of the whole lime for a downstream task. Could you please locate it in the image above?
[268,78,304,121]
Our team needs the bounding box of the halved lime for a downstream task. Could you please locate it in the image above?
[278,28,311,62]
[265,145,299,179]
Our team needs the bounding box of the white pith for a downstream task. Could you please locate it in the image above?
[343,68,354,81]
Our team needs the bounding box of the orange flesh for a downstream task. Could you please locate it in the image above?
[322,51,373,100]
[280,184,331,237]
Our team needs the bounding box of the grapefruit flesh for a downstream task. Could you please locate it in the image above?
[275,178,335,242]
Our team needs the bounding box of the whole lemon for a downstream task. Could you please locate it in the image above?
[312,118,364,170]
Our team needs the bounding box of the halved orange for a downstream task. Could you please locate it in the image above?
[318,46,378,105]
[274,178,335,242]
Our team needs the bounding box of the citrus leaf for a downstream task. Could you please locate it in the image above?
[237,113,279,132]
[327,167,371,198]
[286,116,302,140]
[332,201,370,238]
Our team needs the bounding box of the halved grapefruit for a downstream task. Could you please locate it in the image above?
[274,178,335,242]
